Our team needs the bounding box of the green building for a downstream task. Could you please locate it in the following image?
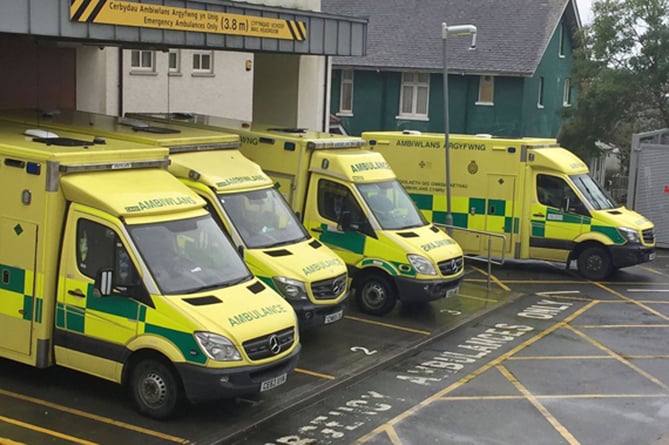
[324,0,582,138]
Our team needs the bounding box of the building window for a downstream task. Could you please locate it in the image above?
[192,51,213,74]
[563,78,572,106]
[399,72,429,118]
[339,70,354,114]
[168,49,181,74]
[476,75,494,105]
[559,23,566,58]
[537,77,545,108]
[130,50,154,72]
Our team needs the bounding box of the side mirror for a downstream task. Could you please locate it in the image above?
[94,269,113,297]
[562,197,571,212]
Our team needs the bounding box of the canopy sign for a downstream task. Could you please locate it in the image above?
[70,0,307,40]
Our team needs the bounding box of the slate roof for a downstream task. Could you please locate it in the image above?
[322,0,581,76]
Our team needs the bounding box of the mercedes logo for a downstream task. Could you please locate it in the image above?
[268,334,281,355]
[332,277,345,295]
[451,259,459,273]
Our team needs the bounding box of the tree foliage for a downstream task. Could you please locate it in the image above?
[559,0,669,170]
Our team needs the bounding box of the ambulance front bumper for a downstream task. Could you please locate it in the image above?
[394,275,463,304]
[176,344,301,404]
[609,244,656,269]
[293,294,349,331]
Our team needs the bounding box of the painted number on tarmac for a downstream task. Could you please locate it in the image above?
[350,346,378,355]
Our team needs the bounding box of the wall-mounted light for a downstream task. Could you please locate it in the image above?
[245,59,253,71]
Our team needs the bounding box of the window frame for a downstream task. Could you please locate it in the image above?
[398,72,430,119]
[476,75,495,105]
[558,23,566,58]
[338,69,354,115]
[192,50,214,75]
[168,49,181,74]
[130,50,155,73]
[563,77,572,107]
[537,76,545,109]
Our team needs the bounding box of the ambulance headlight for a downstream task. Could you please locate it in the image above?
[619,227,640,244]
[273,276,308,301]
[408,254,437,275]
[194,332,242,361]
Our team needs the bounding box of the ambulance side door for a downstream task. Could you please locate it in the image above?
[56,206,143,379]
[0,218,37,357]
[303,176,371,266]
[531,173,588,262]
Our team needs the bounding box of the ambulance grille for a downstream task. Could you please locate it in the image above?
[243,328,295,360]
[642,228,655,244]
[311,273,347,300]
[438,256,464,275]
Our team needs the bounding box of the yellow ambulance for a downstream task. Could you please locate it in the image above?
[126,113,465,316]
[362,131,656,280]
[0,109,349,330]
[0,119,299,419]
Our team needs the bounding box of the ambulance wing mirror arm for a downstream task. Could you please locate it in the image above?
[94,269,114,297]
[94,268,152,305]
[338,210,353,231]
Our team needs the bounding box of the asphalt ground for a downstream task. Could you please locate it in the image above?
[1,249,668,445]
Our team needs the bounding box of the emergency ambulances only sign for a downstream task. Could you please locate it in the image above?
[70,0,307,41]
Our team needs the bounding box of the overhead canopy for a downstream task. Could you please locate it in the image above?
[0,0,367,56]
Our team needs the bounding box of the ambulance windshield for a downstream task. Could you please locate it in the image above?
[358,180,427,230]
[219,188,309,249]
[570,174,618,210]
[129,215,251,295]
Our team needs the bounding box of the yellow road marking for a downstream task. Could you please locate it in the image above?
[344,315,431,336]
[469,266,511,291]
[353,300,598,444]
[442,393,669,401]
[508,355,610,360]
[294,368,336,380]
[497,365,581,444]
[0,388,191,444]
[639,265,669,279]
[566,325,669,392]
[593,282,669,321]
[578,324,669,328]
[457,293,500,303]
[0,415,98,445]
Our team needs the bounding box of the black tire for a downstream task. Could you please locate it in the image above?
[577,245,612,281]
[355,273,397,316]
[129,357,184,420]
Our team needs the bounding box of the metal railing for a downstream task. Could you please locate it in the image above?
[435,224,507,290]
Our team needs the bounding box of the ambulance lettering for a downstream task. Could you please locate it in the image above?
[449,143,486,151]
[350,161,390,173]
[125,195,198,212]
[396,139,441,149]
[229,304,288,326]
[303,258,345,275]
[420,238,456,252]
[240,135,259,145]
[216,175,265,188]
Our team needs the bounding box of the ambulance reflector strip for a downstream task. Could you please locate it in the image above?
[58,159,169,173]
[168,142,241,153]
[307,139,366,150]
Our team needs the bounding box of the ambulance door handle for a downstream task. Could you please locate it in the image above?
[311,227,324,233]
[68,289,86,298]
[532,212,545,218]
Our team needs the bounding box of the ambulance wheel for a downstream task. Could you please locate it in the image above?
[129,356,185,420]
[355,273,397,316]
[577,245,612,281]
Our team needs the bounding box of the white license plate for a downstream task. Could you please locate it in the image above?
[650,252,656,261]
[260,373,287,392]
[324,309,344,324]
[446,286,460,298]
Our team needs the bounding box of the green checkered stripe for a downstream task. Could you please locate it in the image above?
[0,265,42,322]
[411,193,519,234]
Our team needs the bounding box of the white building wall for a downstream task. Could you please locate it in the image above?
[77,1,325,128]
[122,49,254,121]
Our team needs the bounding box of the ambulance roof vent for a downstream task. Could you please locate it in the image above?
[475,133,493,138]
[24,129,59,139]
[118,117,181,134]
[402,130,422,135]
